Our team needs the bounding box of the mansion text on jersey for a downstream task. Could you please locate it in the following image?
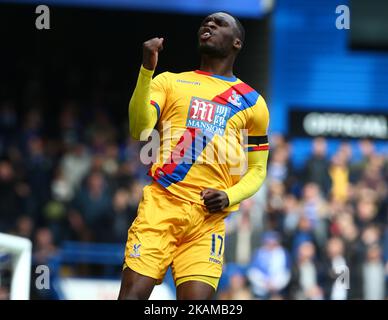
[187,119,226,135]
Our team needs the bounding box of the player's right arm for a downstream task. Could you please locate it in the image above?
[128,37,164,140]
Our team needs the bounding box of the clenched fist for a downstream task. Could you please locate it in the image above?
[142,37,164,71]
[200,188,230,213]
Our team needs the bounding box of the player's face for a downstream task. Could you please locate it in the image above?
[198,12,241,58]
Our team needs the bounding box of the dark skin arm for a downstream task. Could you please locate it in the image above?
[200,188,229,213]
[142,37,164,71]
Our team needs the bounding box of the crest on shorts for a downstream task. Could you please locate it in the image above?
[129,243,141,258]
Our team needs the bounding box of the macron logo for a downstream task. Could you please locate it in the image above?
[176,79,201,86]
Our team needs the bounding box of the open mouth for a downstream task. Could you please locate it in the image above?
[200,28,212,40]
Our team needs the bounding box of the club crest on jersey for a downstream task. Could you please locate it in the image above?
[129,243,141,258]
[186,97,231,136]
[227,90,242,108]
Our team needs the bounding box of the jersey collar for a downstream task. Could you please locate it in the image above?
[194,70,238,82]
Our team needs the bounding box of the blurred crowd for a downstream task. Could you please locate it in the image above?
[0,100,148,299]
[219,135,388,300]
[1,100,388,300]
[0,99,150,241]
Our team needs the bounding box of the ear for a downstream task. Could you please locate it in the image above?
[233,38,242,50]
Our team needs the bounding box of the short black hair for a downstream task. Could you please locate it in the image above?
[219,11,245,44]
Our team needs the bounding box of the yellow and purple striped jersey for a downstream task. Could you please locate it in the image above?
[148,70,269,212]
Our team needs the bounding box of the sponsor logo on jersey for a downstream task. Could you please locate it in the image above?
[186,97,231,136]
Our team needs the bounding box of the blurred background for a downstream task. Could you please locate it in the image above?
[0,0,388,300]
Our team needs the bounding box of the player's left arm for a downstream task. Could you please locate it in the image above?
[202,95,269,212]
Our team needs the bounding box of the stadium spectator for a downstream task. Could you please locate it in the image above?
[350,139,375,182]
[224,267,253,300]
[225,201,261,266]
[247,231,291,299]
[60,143,91,192]
[362,244,386,300]
[111,188,134,243]
[303,137,331,195]
[33,227,57,265]
[329,151,350,203]
[0,160,26,231]
[13,215,35,240]
[322,237,348,300]
[71,171,113,242]
[288,241,323,300]
[282,194,301,235]
[57,101,82,147]
[300,183,329,247]
[25,136,52,222]
[266,181,286,231]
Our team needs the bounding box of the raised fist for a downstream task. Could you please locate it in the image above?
[142,37,164,71]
